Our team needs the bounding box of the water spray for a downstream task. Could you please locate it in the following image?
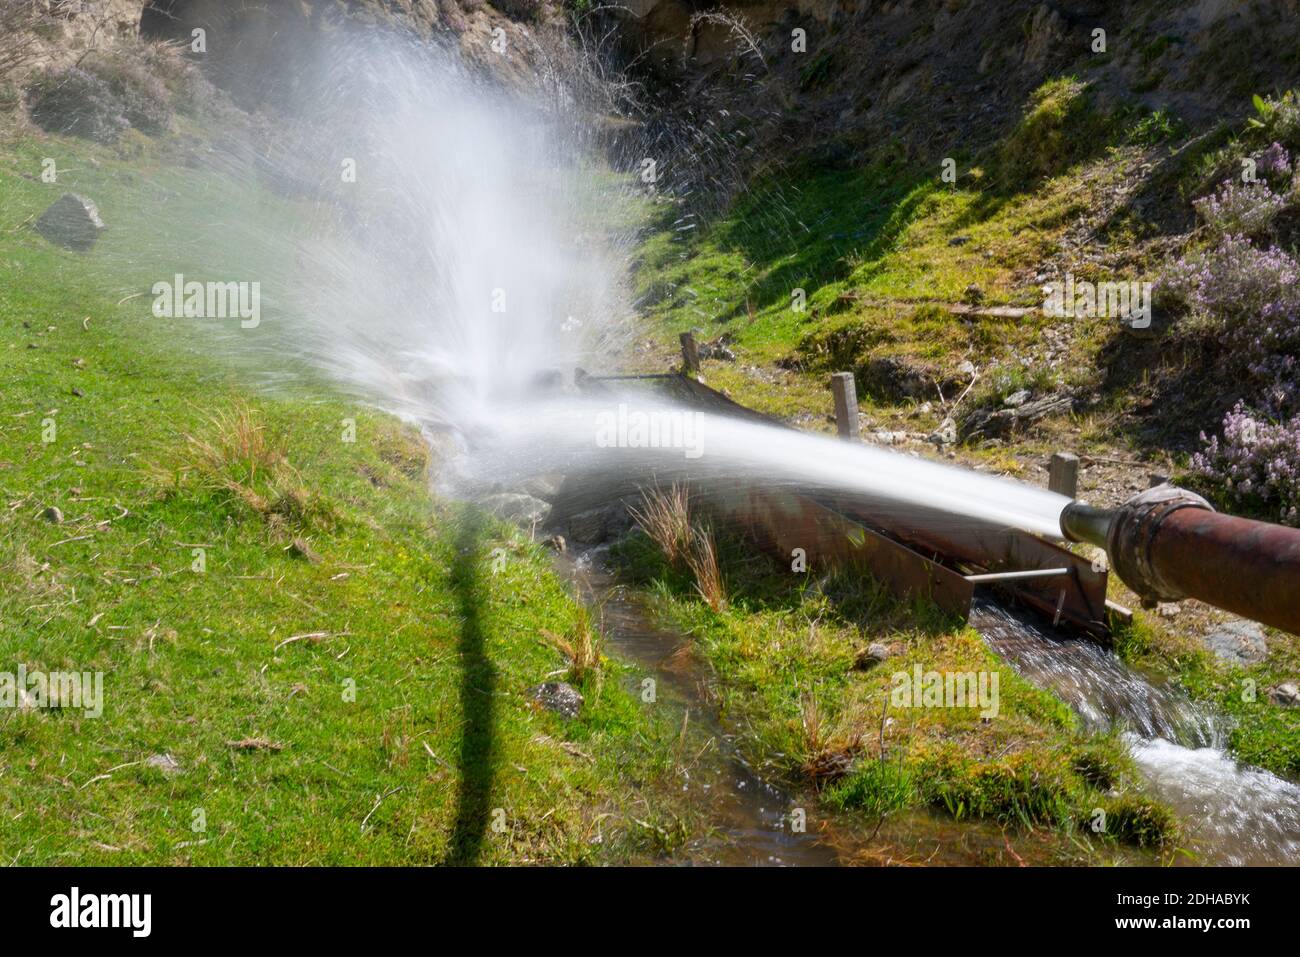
[1061,486,1300,634]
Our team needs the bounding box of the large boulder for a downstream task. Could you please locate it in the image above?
[34,193,106,251]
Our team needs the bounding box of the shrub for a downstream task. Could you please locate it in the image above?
[1254,141,1292,181]
[24,66,127,142]
[0,0,44,83]
[1190,402,1300,526]
[1159,234,1300,368]
[134,40,220,118]
[1163,229,1300,523]
[1248,91,1300,148]
[1193,179,1287,238]
[82,51,174,134]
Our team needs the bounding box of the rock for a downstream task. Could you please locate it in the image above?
[1023,3,1068,68]
[856,642,893,669]
[1003,389,1031,408]
[566,505,624,544]
[960,392,1075,442]
[145,753,182,776]
[41,506,63,524]
[481,492,551,527]
[927,417,957,446]
[957,360,976,378]
[35,194,107,251]
[1202,620,1268,667]
[528,681,583,719]
[948,235,971,246]
[698,333,737,362]
[871,430,908,446]
[518,473,563,502]
[1268,682,1300,707]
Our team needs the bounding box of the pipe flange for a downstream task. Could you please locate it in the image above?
[1107,485,1214,602]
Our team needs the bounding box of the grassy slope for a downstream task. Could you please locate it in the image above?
[0,124,683,864]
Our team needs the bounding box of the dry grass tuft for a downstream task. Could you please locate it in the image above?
[540,603,603,684]
[173,401,334,530]
[798,693,865,782]
[684,522,726,612]
[629,482,693,566]
[631,483,727,612]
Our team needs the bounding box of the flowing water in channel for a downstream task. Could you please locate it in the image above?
[973,597,1300,866]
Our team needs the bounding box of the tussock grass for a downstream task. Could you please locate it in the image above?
[683,523,726,612]
[628,482,692,566]
[540,602,604,684]
[631,484,726,611]
[170,401,337,531]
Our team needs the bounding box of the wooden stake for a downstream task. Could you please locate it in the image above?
[830,372,860,440]
[679,331,700,377]
[1048,451,1079,499]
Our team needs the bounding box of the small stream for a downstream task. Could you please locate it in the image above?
[560,548,1082,866]
[973,597,1300,866]
[561,548,839,866]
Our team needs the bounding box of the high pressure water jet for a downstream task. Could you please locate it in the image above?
[1061,485,1300,634]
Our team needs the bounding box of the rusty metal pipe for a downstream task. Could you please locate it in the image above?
[1061,486,1300,634]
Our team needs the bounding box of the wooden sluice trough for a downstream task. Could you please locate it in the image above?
[551,370,1113,640]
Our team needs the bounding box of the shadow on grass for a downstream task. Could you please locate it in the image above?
[442,507,497,866]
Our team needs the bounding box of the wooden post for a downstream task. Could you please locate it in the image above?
[1048,452,1079,499]
[679,331,700,377]
[830,372,860,441]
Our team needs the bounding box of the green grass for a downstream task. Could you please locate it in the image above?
[0,123,685,864]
